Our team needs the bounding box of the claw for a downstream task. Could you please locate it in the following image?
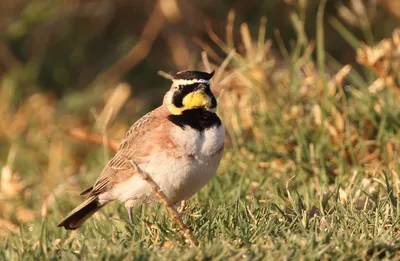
[177,200,187,213]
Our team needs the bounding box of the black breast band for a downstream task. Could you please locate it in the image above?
[167,109,222,132]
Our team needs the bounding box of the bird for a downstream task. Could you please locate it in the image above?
[57,70,225,230]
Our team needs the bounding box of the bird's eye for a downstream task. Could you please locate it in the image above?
[175,85,183,91]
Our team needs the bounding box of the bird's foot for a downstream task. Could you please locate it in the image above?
[177,200,188,214]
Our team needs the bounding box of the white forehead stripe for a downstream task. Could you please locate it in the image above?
[172,79,210,85]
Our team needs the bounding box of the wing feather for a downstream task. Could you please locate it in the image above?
[87,106,167,197]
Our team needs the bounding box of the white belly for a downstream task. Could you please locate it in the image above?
[103,124,225,205]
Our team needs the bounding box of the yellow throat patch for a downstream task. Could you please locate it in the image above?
[167,91,211,115]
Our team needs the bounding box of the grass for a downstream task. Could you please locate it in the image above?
[2,2,400,260]
[2,156,400,260]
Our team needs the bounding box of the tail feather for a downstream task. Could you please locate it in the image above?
[57,197,102,230]
[79,186,93,196]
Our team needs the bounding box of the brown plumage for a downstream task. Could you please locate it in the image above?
[58,106,168,229]
[57,70,224,230]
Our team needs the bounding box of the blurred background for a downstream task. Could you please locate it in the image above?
[1,0,400,234]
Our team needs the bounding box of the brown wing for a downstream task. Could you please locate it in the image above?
[85,105,168,197]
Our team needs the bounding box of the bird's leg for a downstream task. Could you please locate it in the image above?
[126,206,133,224]
[124,200,135,224]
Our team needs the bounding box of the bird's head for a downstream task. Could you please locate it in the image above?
[163,70,217,115]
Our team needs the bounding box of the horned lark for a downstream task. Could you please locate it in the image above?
[58,70,224,230]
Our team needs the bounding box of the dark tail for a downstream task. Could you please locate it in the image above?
[57,196,103,230]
